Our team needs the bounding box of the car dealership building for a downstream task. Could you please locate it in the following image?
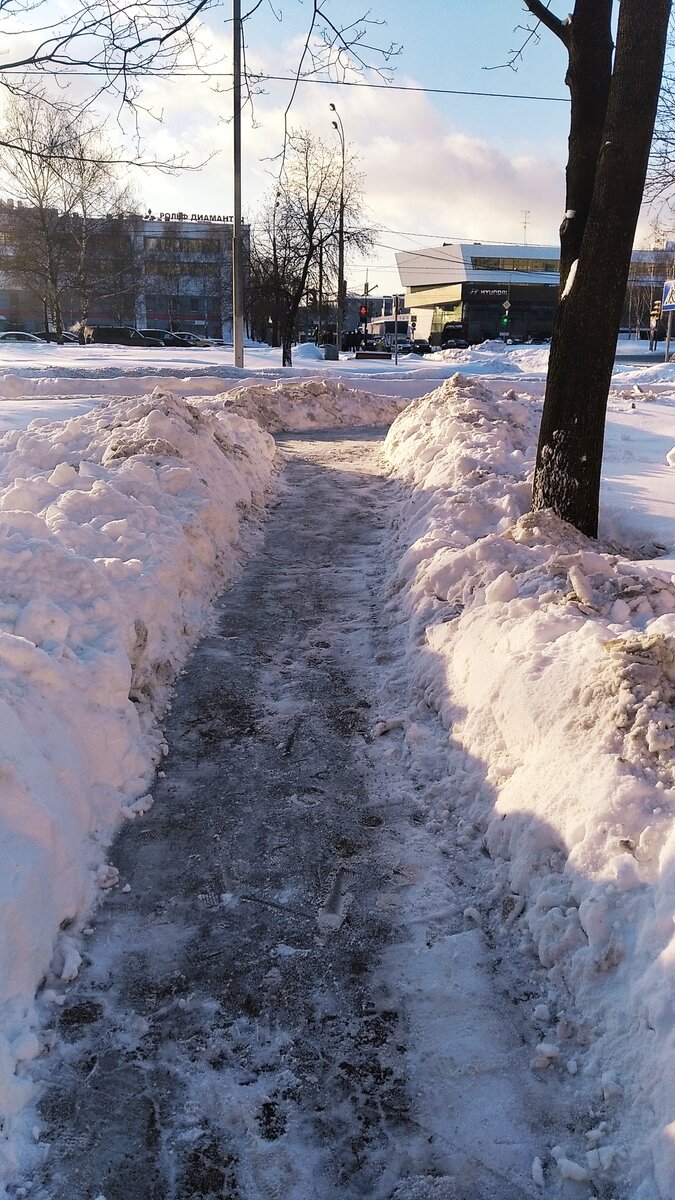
[396,241,560,344]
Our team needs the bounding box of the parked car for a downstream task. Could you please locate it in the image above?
[440,337,469,350]
[37,331,79,343]
[170,331,211,348]
[137,328,193,347]
[0,331,44,343]
[83,325,164,347]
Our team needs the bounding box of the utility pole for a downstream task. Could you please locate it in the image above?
[522,209,530,247]
[232,0,244,367]
[329,103,345,355]
[317,239,323,345]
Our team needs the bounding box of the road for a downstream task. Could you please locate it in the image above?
[26,429,568,1200]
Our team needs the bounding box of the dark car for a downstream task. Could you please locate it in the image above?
[440,337,469,350]
[412,339,432,354]
[37,331,79,343]
[84,325,164,347]
[137,328,193,347]
[170,331,210,348]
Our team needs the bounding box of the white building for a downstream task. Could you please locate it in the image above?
[396,242,560,344]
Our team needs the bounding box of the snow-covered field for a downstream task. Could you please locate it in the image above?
[0,340,675,1195]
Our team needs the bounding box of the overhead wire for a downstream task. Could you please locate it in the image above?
[1,66,570,105]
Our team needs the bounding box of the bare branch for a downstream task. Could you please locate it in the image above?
[484,1,569,72]
[522,0,570,45]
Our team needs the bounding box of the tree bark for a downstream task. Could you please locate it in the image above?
[532,0,671,537]
[556,0,613,286]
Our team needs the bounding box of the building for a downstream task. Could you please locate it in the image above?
[362,294,411,344]
[0,201,243,339]
[396,242,560,344]
[133,212,238,338]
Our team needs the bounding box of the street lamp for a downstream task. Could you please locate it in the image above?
[329,103,345,354]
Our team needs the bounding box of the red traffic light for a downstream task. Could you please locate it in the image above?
[359,304,367,319]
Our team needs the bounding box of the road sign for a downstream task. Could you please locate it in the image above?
[502,300,511,310]
[662,280,675,310]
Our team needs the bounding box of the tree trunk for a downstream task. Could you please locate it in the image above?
[532,0,671,537]
[282,328,293,366]
[558,0,613,287]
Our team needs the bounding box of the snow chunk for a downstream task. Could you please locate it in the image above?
[551,1146,590,1182]
[560,258,578,300]
[484,570,517,603]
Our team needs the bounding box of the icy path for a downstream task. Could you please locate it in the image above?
[26,430,566,1200]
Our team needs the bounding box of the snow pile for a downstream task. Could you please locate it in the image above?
[383,373,675,1198]
[432,341,552,378]
[292,342,327,362]
[0,387,274,1175]
[221,376,407,431]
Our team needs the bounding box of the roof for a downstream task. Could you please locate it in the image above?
[396,242,561,290]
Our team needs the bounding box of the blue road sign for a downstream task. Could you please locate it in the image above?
[662,280,675,310]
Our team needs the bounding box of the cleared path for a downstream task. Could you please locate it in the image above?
[27,430,561,1200]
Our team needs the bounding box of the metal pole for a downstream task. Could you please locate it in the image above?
[318,239,323,344]
[393,293,399,364]
[232,0,244,367]
[665,310,672,363]
[330,104,345,355]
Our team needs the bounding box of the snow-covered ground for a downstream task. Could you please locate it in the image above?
[0,341,675,1195]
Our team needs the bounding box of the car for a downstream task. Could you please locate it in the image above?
[0,330,44,343]
[137,328,193,347]
[83,325,164,347]
[390,339,415,354]
[170,331,210,348]
[37,331,79,343]
[412,339,432,354]
[440,338,469,350]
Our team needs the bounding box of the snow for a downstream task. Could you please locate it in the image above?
[0,340,675,1195]
[382,372,675,1197]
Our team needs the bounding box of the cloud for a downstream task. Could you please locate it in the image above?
[0,17,568,285]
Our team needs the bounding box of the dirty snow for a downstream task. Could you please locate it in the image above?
[0,340,674,1196]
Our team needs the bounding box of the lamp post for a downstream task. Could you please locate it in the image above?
[232,0,244,367]
[329,103,345,354]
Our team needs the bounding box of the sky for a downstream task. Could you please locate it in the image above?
[0,1,654,294]
[121,0,574,293]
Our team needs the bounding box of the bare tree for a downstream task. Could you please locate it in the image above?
[251,129,371,365]
[0,92,135,336]
[519,1,671,537]
[647,28,675,214]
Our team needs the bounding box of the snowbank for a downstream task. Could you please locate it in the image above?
[0,388,275,1179]
[383,374,675,1198]
[221,375,407,431]
[0,374,412,1187]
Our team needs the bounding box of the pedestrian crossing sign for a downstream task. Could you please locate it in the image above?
[662,280,675,310]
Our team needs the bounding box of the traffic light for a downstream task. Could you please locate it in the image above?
[651,300,662,320]
[500,313,510,328]
[359,303,368,326]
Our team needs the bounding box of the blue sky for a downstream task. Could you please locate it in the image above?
[116,2,628,289]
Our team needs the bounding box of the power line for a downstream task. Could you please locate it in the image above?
[3,66,570,104]
[377,227,558,247]
[259,76,570,103]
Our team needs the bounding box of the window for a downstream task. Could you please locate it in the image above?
[471,255,560,274]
